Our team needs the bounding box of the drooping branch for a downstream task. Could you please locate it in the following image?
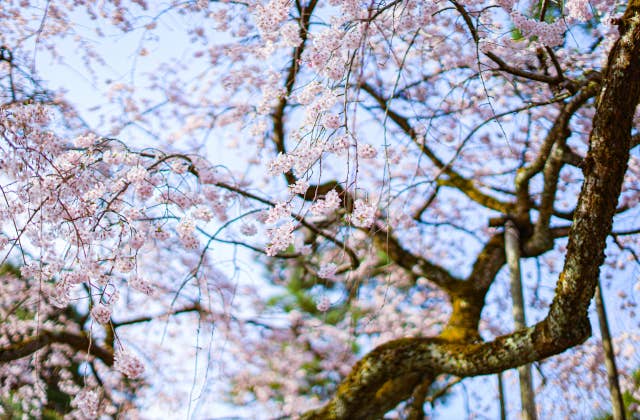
[212,180,361,267]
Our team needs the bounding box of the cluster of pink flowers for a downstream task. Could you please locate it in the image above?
[279,22,303,47]
[289,179,310,195]
[129,275,155,295]
[176,217,199,249]
[253,0,290,38]
[265,201,292,223]
[266,221,296,256]
[565,0,594,20]
[72,389,100,417]
[115,350,145,379]
[1,0,639,418]
[349,199,377,228]
[510,11,566,46]
[357,143,378,159]
[317,263,337,279]
[91,304,113,325]
[309,190,342,216]
[269,152,296,175]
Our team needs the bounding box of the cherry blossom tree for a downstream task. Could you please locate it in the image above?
[1,0,640,418]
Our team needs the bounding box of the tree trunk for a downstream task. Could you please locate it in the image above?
[595,281,626,420]
[498,373,507,420]
[505,220,537,420]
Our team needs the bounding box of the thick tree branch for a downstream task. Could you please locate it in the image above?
[301,5,640,417]
[440,233,506,342]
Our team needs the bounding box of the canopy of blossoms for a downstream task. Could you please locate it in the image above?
[1,0,640,418]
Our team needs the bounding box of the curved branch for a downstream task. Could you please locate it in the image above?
[515,81,599,209]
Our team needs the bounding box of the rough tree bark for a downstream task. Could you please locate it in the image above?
[301,0,640,417]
